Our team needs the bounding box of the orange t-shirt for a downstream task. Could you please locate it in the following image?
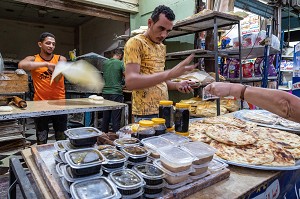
[31,54,65,101]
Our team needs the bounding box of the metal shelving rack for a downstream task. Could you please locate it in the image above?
[166,11,243,115]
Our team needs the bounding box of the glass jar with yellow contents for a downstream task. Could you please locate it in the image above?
[137,120,155,140]
[174,103,190,136]
[151,118,167,136]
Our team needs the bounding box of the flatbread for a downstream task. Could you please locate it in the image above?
[262,145,295,166]
[268,129,300,149]
[210,140,274,165]
[51,60,104,92]
[206,124,257,146]
[242,112,277,125]
[202,116,247,128]
[188,121,212,143]
[278,118,300,130]
[286,147,300,159]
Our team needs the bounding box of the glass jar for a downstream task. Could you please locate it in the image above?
[158,100,174,128]
[137,120,155,140]
[151,118,167,136]
[174,103,190,136]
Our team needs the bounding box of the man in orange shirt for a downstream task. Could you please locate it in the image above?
[19,32,67,144]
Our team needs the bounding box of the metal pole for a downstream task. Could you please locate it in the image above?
[214,16,220,115]
[262,19,272,88]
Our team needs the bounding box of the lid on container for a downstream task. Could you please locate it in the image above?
[141,137,171,151]
[121,145,150,158]
[153,159,194,176]
[54,140,66,152]
[138,120,154,127]
[62,164,102,183]
[113,137,140,147]
[159,133,190,145]
[181,141,216,159]
[151,118,166,125]
[101,149,126,163]
[109,169,144,189]
[208,159,228,172]
[158,146,195,166]
[133,163,164,180]
[65,148,105,169]
[62,140,89,151]
[64,127,102,140]
[175,103,190,109]
[159,100,173,105]
[55,163,65,177]
[96,144,116,151]
[53,152,63,163]
[70,177,121,199]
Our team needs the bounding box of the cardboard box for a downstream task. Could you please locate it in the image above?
[0,72,28,93]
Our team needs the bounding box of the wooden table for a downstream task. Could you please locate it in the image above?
[17,147,280,199]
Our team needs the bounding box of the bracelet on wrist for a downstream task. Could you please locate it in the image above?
[240,85,250,101]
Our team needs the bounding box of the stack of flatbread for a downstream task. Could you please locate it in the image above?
[188,116,300,166]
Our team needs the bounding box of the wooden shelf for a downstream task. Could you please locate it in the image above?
[167,11,242,38]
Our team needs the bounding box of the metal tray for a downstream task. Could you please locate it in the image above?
[215,157,300,171]
[233,110,300,133]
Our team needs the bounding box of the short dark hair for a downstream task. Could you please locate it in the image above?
[39,32,55,42]
[113,48,123,56]
[151,5,175,23]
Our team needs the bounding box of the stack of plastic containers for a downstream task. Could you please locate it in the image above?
[181,141,216,181]
[154,145,195,189]
[141,136,172,159]
[109,169,145,199]
[133,163,165,198]
[101,149,127,176]
[113,137,140,150]
[121,145,150,169]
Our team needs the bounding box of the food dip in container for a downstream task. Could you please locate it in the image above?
[159,133,190,145]
[65,148,105,176]
[121,145,150,163]
[70,177,121,199]
[157,145,194,172]
[96,144,116,151]
[133,163,164,186]
[141,137,171,158]
[181,141,216,165]
[153,159,194,185]
[109,169,145,195]
[113,137,140,150]
[64,127,102,147]
[61,164,103,186]
[101,149,127,169]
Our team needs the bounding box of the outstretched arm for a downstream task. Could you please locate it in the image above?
[204,82,300,122]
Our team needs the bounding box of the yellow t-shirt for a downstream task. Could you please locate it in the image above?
[124,34,168,115]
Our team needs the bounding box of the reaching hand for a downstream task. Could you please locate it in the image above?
[168,54,198,79]
[47,63,56,72]
[176,80,194,93]
[204,82,233,97]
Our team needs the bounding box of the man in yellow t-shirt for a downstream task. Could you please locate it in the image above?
[124,5,197,121]
[19,32,67,144]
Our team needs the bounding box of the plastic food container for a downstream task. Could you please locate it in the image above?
[208,159,228,174]
[165,179,192,190]
[109,169,145,195]
[54,140,66,152]
[62,140,90,151]
[121,188,144,199]
[96,144,116,151]
[53,152,63,164]
[61,164,103,186]
[159,133,190,145]
[189,171,210,181]
[190,164,209,176]
[133,163,164,185]
[64,127,102,147]
[55,163,65,177]
[65,148,105,176]
[113,137,140,150]
[121,145,150,163]
[157,146,194,172]
[153,159,193,185]
[101,149,127,169]
[144,181,165,195]
[181,141,216,165]
[102,166,126,177]
[141,136,171,158]
[137,120,155,140]
[70,177,121,199]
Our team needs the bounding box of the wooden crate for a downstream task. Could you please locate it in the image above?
[0,72,28,93]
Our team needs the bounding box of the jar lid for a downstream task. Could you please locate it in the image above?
[159,100,173,105]
[175,103,190,108]
[151,118,166,124]
[139,120,154,127]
